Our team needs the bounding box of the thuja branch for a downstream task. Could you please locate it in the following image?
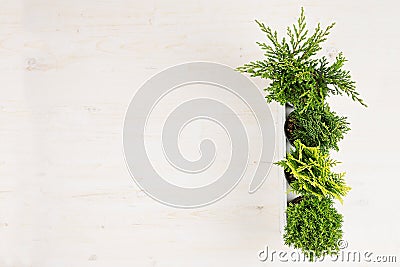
[237,7,367,110]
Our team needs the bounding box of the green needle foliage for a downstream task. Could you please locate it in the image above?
[287,104,350,152]
[276,140,350,203]
[237,7,366,111]
[284,195,343,261]
[237,8,365,259]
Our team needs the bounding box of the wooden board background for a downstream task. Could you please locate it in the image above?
[1,0,400,266]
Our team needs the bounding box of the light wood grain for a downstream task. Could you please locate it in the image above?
[1,0,400,266]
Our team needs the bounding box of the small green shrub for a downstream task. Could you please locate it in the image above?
[276,140,350,203]
[237,7,365,260]
[287,104,350,152]
[284,195,343,261]
[237,8,366,111]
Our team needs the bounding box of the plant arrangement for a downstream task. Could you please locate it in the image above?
[285,104,350,152]
[276,139,350,203]
[238,7,366,261]
[284,195,343,261]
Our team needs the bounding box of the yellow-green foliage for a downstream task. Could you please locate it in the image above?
[276,140,350,203]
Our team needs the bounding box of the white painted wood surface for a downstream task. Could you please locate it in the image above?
[1,0,400,266]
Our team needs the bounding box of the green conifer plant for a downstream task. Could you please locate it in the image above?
[285,104,350,152]
[237,7,367,262]
[237,7,366,112]
[284,195,343,261]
